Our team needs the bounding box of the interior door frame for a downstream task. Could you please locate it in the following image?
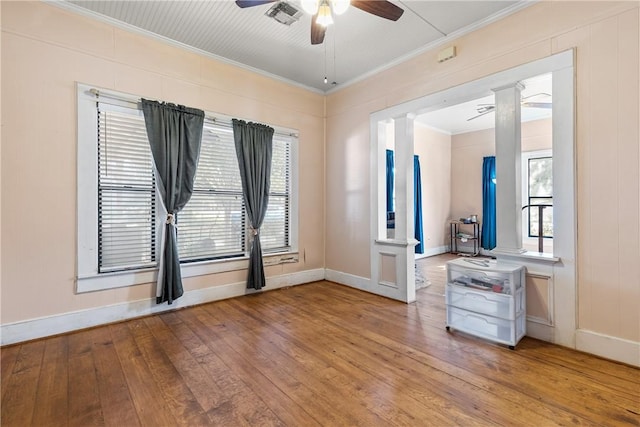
[369,50,575,317]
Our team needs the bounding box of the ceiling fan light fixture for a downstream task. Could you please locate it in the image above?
[300,0,319,15]
[330,0,350,15]
[316,0,333,27]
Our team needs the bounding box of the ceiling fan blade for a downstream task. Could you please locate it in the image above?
[522,92,551,100]
[235,0,276,8]
[311,17,326,45]
[351,1,404,21]
[467,109,495,122]
[522,102,552,109]
[476,105,495,114]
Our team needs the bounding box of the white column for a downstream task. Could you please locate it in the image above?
[369,115,416,303]
[394,114,417,302]
[393,114,415,243]
[492,83,526,254]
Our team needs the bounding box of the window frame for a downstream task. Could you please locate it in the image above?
[76,84,299,293]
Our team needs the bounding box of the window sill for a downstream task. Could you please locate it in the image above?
[491,249,559,265]
[76,251,299,293]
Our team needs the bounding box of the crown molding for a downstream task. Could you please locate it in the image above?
[45,0,326,95]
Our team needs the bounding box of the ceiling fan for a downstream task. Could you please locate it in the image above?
[235,0,404,45]
[467,93,552,121]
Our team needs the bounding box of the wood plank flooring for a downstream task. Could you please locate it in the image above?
[2,267,639,426]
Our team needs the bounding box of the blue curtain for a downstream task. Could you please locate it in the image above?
[414,155,424,254]
[386,149,394,213]
[481,156,497,250]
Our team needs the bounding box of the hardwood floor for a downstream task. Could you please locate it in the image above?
[2,271,639,426]
[415,252,459,295]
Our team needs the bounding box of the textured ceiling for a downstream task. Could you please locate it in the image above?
[60,0,533,93]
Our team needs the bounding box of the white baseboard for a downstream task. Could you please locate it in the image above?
[525,319,554,343]
[325,269,371,293]
[415,245,450,260]
[575,329,640,367]
[7,267,638,369]
[1,268,325,346]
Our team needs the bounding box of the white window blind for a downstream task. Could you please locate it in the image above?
[178,125,246,261]
[98,105,157,272]
[262,136,291,252]
[95,101,292,272]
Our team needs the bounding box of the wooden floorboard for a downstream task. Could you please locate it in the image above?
[2,260,639,426]
[31,336,68,426]
[271,284,589,425]
[1,340,45,426]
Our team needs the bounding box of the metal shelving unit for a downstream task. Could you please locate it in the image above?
[449,220,480,257]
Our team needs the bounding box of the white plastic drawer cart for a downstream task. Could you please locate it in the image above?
[445,257,526,349]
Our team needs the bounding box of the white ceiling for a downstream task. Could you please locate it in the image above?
[415,72,553,134]
[59,0,534,93]
[58,0,547,134]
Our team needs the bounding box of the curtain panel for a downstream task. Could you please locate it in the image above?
[481,156,497,250]
[232,119,274,290]
[386,149,394,213]
[414,155,424,254]
[141,99,204,304]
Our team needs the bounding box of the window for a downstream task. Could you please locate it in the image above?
[522,150,553,252]
[527,156,553,238]
[77,85,297,291]
[177,125,292,263]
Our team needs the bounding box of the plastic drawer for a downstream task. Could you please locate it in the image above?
[446,284,524,319]
[447,258,523,293]
[446,306,526,347]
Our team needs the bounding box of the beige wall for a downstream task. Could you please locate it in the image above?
[326,2,639,345]
[0,2,3,304]
[450,118,552,224]
[450,127,494,223]
[0,1,325,324]
[414,124,451,252]
[1,1,638,355]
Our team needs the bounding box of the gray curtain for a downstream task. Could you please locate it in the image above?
[232,119,274,290]
[141,99,204,304]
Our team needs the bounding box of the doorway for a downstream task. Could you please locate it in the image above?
[414,72,554,259]
[368,51,575,349]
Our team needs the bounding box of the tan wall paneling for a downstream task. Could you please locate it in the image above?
[0,1,325,325]
[325,2,640,345]
[414,124,452,251]
[526,274,552,325]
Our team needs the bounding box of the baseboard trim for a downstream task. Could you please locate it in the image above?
[1,268,325,346]
[415,245,450,260]
[325,269,371,293]
[10,267,637,368]
[525,320,554,343]
[575,329,640,367]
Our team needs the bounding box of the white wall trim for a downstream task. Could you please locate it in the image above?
[47,1,325,95]
[1,269,324,346]
[525,271,554,327]
[49,0,535,96]
[415,245,450,260]
[526,321,554,343]
[325,269,372,294]
[575,329,640,368]
[326,1,538,94]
